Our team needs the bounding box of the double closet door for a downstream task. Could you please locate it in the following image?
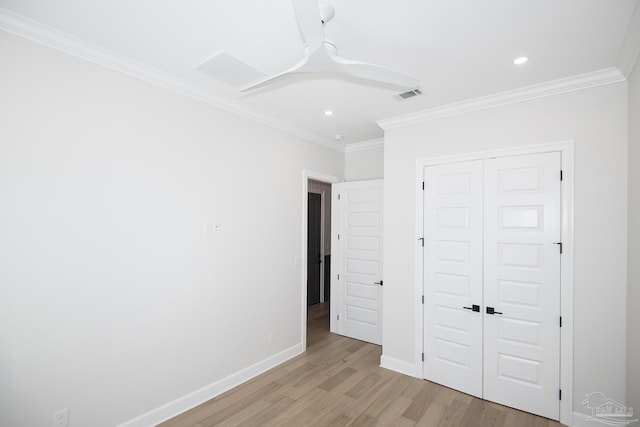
[423,152,562,420]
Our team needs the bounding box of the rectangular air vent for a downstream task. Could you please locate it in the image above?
[397,88,423,100]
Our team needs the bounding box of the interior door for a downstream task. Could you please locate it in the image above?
[422,152,562,420]
[483,152,561,420]
[307,192,322,306]
[423,160,484,397]
[333,180,383,345]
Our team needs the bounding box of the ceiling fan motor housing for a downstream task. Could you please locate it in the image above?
[318,2,335,25]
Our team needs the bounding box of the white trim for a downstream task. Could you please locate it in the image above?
[617,2,640,78]
[571,412,588,427]
[571,411,597,427]
[414,164,426,385]
[380,355,420,378]
[414,140,574,426]
[344,138,384,153]
[0,7,344,153]
[378,68,625,130]
[116,343,303,427]
[330,183,342,335]
[302,171,342,351]
[319,189,326,303]
[572,408,638,427]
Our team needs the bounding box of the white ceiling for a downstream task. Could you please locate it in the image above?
[1,0,638,147]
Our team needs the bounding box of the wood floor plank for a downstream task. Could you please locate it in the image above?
[262,388,327,427]
[345,372,385,399]
[415,401,448,427]
[160,303,565,427]
[375,395,415,426]
[234,395,296,427]
[193,382,282,426]
[402,380,440,421]
[212,400,271,427]
[317,367,357,391]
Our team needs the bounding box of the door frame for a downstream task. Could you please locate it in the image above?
[414,141,574,426]
[318,188,326,303]
[301,170,341,352]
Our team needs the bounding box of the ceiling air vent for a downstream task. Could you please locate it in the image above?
[397,88,423,100]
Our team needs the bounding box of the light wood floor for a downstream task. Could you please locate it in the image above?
[159,303,564,426]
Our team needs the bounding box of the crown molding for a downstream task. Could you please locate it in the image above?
[617,1,640,78]
[378,67,626,130]
[345,138,384,153]
[0,7,344,152]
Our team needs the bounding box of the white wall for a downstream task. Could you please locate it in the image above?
[0,32,344,427]
[345,145,384,181]
[382,82,628,419]
[627,59,640,417]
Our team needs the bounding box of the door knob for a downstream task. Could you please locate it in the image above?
[374,281,383,286]
[463,304,480,312]
[486,307,503,315]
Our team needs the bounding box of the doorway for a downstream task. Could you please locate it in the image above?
[307,192,322,306]
[302,173,339,351]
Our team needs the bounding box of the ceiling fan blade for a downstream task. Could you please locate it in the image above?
[239,56,311,92]
[293,0,325,52]
[332,54,420,90]
[239,2,419,92]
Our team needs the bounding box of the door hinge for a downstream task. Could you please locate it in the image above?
[559,389,562,400]
[560,316,562,327]
[337,234,340,240]
[422,295,424,304]
[422,182,425,190]
[421,352,424,362]
[554,242,563,254]
[418,237,424,247]
[337,274,340,280]
[337,314,340,320]
[338,193,341,200]
[560,170,563,181]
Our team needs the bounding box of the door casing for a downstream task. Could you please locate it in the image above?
[414,141,574,426]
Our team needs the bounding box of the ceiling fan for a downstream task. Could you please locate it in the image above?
[239,0,420,92]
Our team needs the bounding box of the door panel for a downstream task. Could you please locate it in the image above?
[483,152,561,420]
[424,160,484,398]
[334,180,383,345]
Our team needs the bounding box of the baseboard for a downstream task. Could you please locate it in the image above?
[380,354,420,378]
[117,343,304,427]
[572,411,595,427]
[570,410,639,427]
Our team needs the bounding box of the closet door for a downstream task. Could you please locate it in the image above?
[423,160,484,398]
[483,152,561,419]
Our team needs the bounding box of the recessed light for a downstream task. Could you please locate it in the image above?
[324,110,334,116]
[513,56,528,65]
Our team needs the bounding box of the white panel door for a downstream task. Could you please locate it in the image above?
[423,161,484,397]
[483,152,561,419]
[334,180,383,345]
